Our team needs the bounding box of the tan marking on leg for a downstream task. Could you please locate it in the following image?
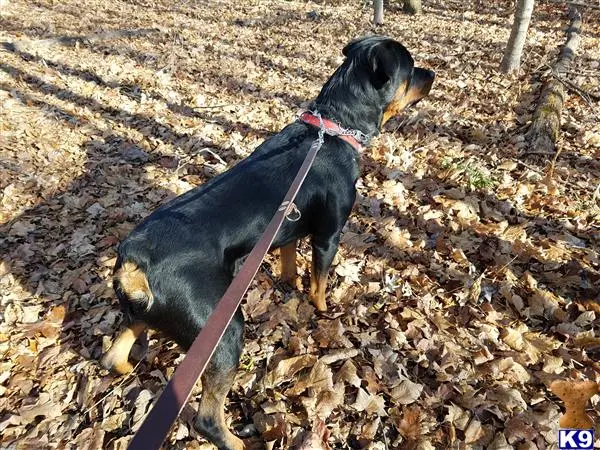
[197,368,244,450]
[101,322,146,375]
[310,259,328,312]
[280,240,297,285]
[115,262,153,310]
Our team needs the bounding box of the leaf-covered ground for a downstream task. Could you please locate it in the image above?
[1,0,600,448]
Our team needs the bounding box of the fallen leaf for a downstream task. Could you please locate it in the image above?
[390,377,423,405]
[263,355,318,389]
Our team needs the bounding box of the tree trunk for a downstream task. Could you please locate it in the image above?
[403,0,422,14]
[527,8,582,154]
[500,0,535,73]
[374,0,384,25]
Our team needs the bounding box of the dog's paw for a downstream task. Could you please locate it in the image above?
[100,351,134,375]
[309,293,328,312]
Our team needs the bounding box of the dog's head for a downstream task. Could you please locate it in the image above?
[317,36,434,132]
[343,36,435,127]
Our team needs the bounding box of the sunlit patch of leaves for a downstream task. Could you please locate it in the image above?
[441,156,497,191]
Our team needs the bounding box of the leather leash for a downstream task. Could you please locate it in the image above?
[127,112,367,450]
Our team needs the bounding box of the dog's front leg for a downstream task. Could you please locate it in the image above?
[101,321,146,374]
[310,233,341,312]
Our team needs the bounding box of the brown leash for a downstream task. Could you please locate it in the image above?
[127,112,367,450]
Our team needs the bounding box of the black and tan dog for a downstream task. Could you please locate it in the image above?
[102,36,434,449]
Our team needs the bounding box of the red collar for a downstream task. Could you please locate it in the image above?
[299,112,366,152]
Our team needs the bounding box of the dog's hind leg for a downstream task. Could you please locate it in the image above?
[101,321,146,374]
[194,309,245,450]
[195,364,244,450]
[279,239,298,285]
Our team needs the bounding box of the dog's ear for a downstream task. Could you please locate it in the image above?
[342,36,370,57]
[343,37,414,90]
[369,40,413,90]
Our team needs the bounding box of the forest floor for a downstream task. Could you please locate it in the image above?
[1,0,600,448]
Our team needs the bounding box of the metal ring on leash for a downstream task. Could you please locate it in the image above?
[285,203,301,222]
[278,201,301,221]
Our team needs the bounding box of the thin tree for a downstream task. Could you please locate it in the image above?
[500,0,535,73]
[374,0,384,25]
[403,0,422,15]
[373,0,421,24]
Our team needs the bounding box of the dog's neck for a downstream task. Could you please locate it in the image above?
[310,62,390,139]
[308,101,381,141]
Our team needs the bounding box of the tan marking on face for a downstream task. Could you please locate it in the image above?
[382,80,408,126]
[115,261,153,310]
[280,240,298,286]
[101,321,146,374]
[310,259,328,312]
[382,80,430,126]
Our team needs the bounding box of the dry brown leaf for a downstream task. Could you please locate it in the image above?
[334,360,361,388]
[504,417,538,444]
[351,388,387,416]
[445,404,471,431]
[312,319,353,349]
[310,382,345,420]
[295,419,330,450]
[286,359,333,397]
[72,426,106,450]
[464,418,485,444]
[263,355,318,389]
[396,406,421,440]
[253,411,288,443]
[390,377,423,405]
[131,389,153,431]
[18,393,62,423]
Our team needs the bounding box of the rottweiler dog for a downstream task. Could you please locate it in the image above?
[101,35,434,450]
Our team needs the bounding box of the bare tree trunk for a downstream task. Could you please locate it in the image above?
[403,0,422,14]
[374,0,384,25]
[500,0,535,73]
[527,8,582,154]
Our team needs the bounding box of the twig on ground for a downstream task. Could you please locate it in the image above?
[83,340,170,416]
[193,104,236,110]
[490,255,520,283]
[515,159,545,175]
[549,142,563,179]
[176,147,229,174]
[197,147,229,166]
[562,69,600,77]
[382,425,389,450]
[545,64,599,107]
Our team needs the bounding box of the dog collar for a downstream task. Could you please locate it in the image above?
[299,111,369,152]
